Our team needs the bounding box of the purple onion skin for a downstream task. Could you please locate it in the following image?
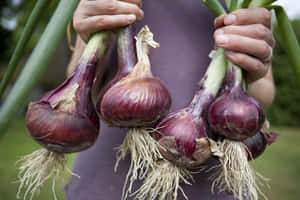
[151,49,227,168]
[208,66,265,141]
[243,131,279,160]
[152,90,215,168]
[25,33,111,153]
[99,26,172,127]
[100,76,171,127]
[96,25,136,109]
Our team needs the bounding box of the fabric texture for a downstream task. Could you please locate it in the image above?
[65,1,234,199]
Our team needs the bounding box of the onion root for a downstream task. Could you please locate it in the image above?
[114,128,162,200]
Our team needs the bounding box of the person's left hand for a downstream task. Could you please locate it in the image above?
[214,8,275,83]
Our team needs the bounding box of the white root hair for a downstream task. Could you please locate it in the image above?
[210,140,268,200]
[114,128,162,200]
[16,149,78,200]
[132,160,193,200]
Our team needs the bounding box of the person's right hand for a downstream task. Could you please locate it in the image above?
[73,0,144,42]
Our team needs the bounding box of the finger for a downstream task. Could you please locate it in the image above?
[215,24,275,47]
[74,14,137,41]
[214,33,272,60]
[85,0,144,20]
[121,0,142,7]
[223,8,271,28]
[225,51,269,83]
[214,14,226,28]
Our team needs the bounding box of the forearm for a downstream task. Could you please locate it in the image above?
[248,64,275,109]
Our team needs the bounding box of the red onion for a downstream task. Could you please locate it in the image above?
[97,26,171,200]
[17,31,111,200]
[96,25,136,108]
[243,129,279,160]
[208,64,265,140]
[208,63,267,200]
[134,48,227,200]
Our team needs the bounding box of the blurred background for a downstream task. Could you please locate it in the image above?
[0,0,299,199]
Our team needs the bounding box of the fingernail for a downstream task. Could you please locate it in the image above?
[224,14,236,25]
[215,29,224,36]
[127,14,136,22]
[216,35,228,45]
[140,10,144,18]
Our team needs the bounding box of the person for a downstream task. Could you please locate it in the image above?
[64,0,275,199]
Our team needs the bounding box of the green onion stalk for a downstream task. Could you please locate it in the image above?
[0,0,50,100]
[0,0,79,138]
[17,30,110,200]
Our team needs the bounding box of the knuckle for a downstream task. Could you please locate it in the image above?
[253,61,262,72]
[256,24,269,39]
[262,41,270,57]
[137,0,142,6]
[132,4,141,15]
[261,8,271,21]
[105,0,118,12]
[97,16,106,27]
[232,8,245,16]
[233,54,244,65]
[222,26,231,34]
[73,19,83,32]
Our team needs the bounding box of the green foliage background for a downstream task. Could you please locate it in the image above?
[266,19,300,126]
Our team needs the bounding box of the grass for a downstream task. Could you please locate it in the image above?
[0,117,75,200]
[252,127,300,200]
[0,117,299,200]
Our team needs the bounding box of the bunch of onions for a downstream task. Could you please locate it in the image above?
[208,62,266,200]
[18,31,111,200]
[97,26,171,199]
[133,48,227,200]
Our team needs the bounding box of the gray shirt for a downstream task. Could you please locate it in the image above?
[65,1,233,199]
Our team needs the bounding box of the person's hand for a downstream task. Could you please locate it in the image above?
[214,8,275,83]
[73,0,144,42]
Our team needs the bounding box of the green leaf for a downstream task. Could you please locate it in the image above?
[203,0,227,16]
[249,0,278,8]
[241,0,251,8]
[225,0,232,10]
[0,0,51,100]
[268,5,300,86]
[0,0,80,137]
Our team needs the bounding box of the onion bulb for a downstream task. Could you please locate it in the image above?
[18,31,111,200]
[97,26,171,200]
[208,62,267,200]
[133,48,227,200]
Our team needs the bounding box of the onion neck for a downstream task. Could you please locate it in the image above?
[189,48,227,116]
[117,25,136,75]
[134,26,159,75]
[47,31,111,108]
[226,62,248,91]
[76,31,111,87]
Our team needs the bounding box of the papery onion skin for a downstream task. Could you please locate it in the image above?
[26,102,98,153]
[26,56,100,153]
[100,76,171,127]
[25,31,112,153]
[99,26,171,128]
[152,109,213,168]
